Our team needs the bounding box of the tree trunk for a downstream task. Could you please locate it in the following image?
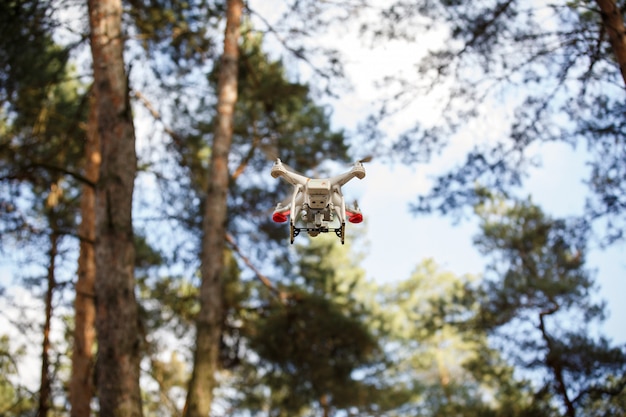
[87,0,142,415]
[320,394,330,417]
[184,1,242,416]
[37,232,58,417]
[70,93,99,417]
[539,305,576,417]
[596,0,626,87]
[435,347,452,402]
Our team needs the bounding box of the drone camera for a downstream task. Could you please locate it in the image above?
[307,179,331,209]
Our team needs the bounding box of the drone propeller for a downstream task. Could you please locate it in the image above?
[260,143,280,162]
[344,155,373,167]
[278,193,293,208]
[282,161,307,177]
[347,199,364,223]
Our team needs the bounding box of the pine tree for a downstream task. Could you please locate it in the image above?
[184,1,243,416]
[87,0,143,414]
[232,234,385,416]
[471,193,626,416]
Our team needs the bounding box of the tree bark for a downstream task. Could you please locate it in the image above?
[539,304,576,417]
[87,0,143,415]
[596,0,626,87]
[37,232,58,417]
[184,1,242,416]
[70,93,99,417]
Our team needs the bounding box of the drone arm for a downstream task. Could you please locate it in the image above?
[329,163,366,188]
[271,160,309,186]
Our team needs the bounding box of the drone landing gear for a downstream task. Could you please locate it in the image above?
[289,222,346,245]
[290,223,297,244]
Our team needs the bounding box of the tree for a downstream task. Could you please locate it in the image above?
[0,335,36,415]
[236,234,386,416]
[125,2,355,411]
[87,0,143,415]
[363,1,626,242]
[69,93,98,417]
[184,1,243,416]
[0,3,91,414]
[371,259,546,417]
[0,0,84,238]
[132,19,354,414]
[0,3,102,414]
[471,193,626,416]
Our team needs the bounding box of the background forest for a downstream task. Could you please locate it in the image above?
[0,1,625,416]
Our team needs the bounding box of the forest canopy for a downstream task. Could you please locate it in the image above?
[0,1,624,416]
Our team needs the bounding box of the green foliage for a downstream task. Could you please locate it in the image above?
[0,0,70,108]
[235,235,386,416]
[135,232,165,271]
[471,193,626,415]
[0,335,36,416]
[126,0,220,72]
[248,294,377,413]
[0,6,87,242]
[142,351,189,417]
[374,259,543,416]
[4,2,624,417]
[234,31,349,171]
[473,194,595,327]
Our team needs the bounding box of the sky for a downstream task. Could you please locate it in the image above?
[245,2,626,344]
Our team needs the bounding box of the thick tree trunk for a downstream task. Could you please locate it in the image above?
[184,1,242,416]
[596,0,626,87]
[87,0,142,416]
[70,94,99,417]
[37,232,58,417]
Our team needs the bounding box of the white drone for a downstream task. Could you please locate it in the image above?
[270,158,367,244]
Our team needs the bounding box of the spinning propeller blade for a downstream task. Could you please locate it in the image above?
[345,199,363,223]
[279,193,292,207]
[344,155,373,166]
[281,161,307,178]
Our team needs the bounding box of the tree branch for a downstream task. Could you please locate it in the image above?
[538,301,576,417]
[225,232,288,302]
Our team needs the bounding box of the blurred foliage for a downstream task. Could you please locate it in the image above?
[0,1,624,416]
[126,0,221,72]
[235,235,390,416]
[0,335,35,416]
[470,192,626,415]
[363,0,626,243]
[0,0,86,242]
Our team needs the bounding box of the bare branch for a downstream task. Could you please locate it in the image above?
[225,232,289,303]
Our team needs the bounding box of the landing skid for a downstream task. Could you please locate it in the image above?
[290,223,346,245]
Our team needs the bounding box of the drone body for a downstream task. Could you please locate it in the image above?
[271,158,366,244]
